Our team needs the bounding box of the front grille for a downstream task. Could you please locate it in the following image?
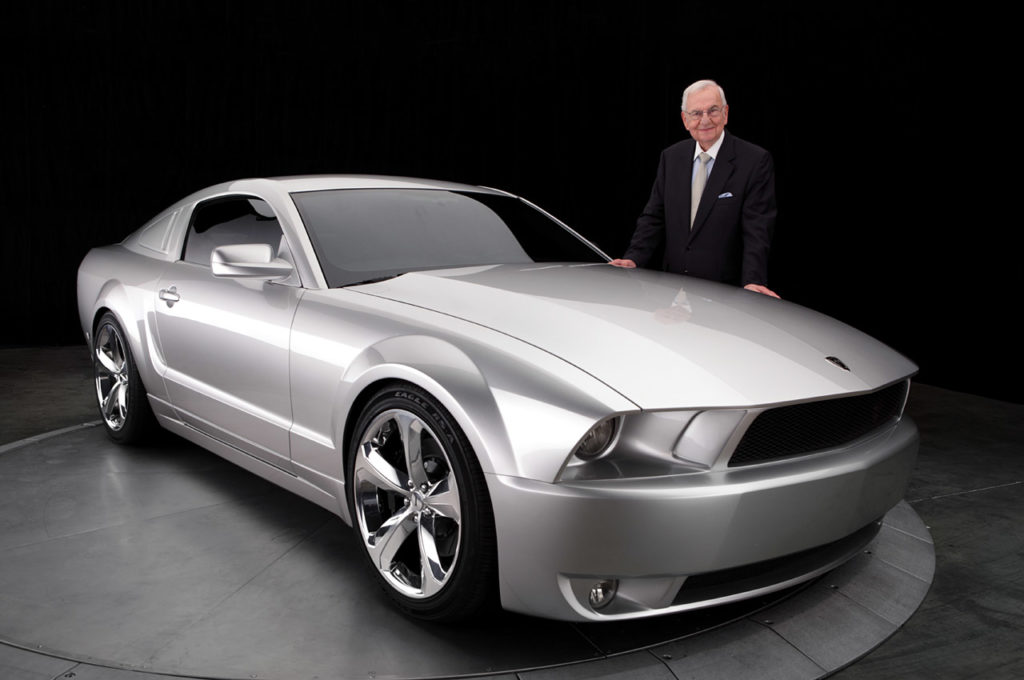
[728,381,909,467]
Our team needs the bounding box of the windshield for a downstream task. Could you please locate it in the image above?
[290,188,607,287]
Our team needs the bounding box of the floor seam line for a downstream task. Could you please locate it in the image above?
[908,480,1022,503]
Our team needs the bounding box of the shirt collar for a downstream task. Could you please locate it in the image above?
[693,131,726,160]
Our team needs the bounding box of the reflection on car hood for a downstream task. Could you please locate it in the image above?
[354,264,917,410]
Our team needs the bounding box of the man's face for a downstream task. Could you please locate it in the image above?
[682,87,728,150]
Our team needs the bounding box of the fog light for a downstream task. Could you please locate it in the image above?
[588,579,618,609]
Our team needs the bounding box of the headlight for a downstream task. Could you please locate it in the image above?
[572,417,619,460]
[556,410,708,482]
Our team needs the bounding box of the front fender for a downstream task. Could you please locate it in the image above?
[337,331,637,482]
[287,290,636,522]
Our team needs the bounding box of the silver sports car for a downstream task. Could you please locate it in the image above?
[77,175,919,622]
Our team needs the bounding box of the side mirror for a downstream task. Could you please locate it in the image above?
[211,244,294,280]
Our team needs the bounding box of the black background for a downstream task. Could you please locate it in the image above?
[2,3,1015,401]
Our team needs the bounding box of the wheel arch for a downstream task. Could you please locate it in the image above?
[334,335,514,483]
[79,246,174,403]
[88,282,139,363]
[85,279,166,404]
[91,305,116,341]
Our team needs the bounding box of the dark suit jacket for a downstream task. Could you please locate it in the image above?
[624,132,776,286]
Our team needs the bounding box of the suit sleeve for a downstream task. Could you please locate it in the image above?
[740,150,777,286]
[623,151,668,267]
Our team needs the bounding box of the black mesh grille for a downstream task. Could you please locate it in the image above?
[728,381,909,467]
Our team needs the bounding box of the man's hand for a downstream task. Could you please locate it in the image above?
[744,283,780,298]
[609,259,637,268]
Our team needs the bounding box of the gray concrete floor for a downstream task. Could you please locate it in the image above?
[0,346,1020,679]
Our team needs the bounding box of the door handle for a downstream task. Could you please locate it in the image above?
[158,286,180,307]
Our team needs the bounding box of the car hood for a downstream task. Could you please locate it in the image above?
[353,264,916,410]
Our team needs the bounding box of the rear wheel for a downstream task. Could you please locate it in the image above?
[348,384,496,621]
[93,313,156,443]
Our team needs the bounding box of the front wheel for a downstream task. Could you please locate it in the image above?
[348,384,496,621]
[93,313,156,443]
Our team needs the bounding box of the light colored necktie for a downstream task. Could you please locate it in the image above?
[691,152,710,228]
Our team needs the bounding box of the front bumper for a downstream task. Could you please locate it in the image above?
[487,417,918,621]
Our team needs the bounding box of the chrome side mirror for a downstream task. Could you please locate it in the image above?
[210,244,294,280]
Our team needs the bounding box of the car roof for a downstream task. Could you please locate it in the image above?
[197,175,512,199]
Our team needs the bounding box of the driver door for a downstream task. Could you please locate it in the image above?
[153,195,301,472]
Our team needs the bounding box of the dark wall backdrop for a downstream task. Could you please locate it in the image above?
[2,3,1016,402]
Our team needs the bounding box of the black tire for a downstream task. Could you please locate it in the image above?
[347,383,497,621]
[92,312,157,444]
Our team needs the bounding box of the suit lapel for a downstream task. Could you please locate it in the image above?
[690,134,735,239]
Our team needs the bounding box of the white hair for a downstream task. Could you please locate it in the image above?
[681,80,727,111]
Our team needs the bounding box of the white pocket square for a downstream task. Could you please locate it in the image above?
[718,192,733,198]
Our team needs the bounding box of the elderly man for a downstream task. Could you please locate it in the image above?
[611,80,778,297]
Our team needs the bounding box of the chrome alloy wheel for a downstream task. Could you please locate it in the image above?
[353,408,463,599]
[94,322,130,432]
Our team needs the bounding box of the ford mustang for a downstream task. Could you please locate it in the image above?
[77,175,919,621]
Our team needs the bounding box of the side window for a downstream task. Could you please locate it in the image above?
[183,196,286,266]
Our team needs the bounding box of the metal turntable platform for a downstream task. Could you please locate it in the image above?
[0,423,933,680]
